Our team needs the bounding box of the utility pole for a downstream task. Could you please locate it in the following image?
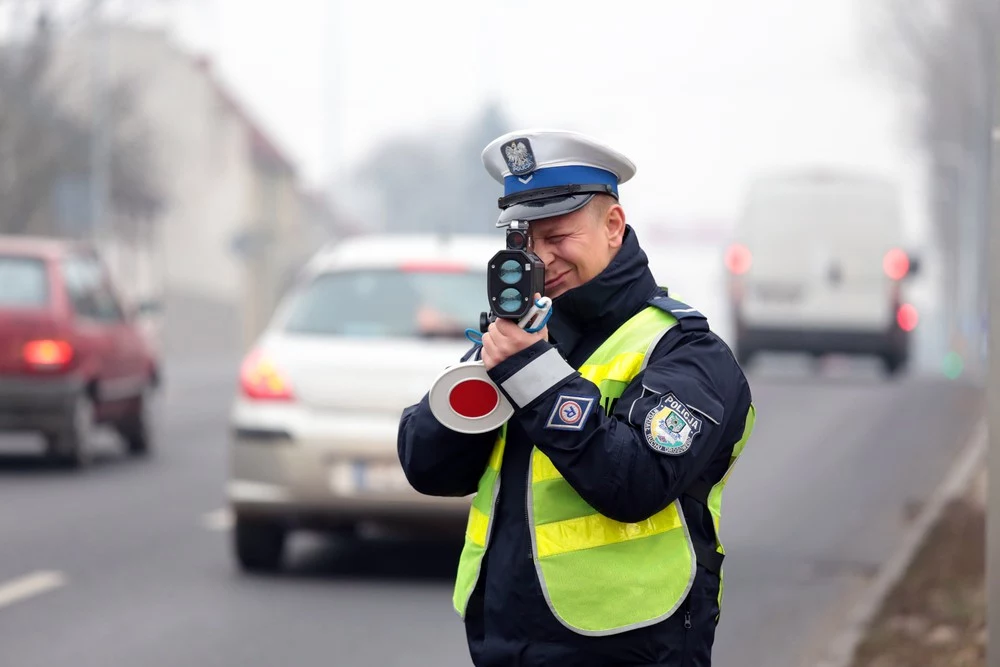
[988,19,1000,667]
[935,143,981,378]
[88,0,110,248]
[323,0,346,209]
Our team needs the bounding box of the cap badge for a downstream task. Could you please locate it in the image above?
[502,138,536,177]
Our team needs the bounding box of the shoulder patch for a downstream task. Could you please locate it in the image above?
[545,394,596,431]
[643,393,703,455]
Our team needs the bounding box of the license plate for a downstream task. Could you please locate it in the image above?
[328,461,412,495]
[754,284,802,302]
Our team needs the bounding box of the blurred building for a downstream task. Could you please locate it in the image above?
[44,24,330,353]
[282,188,360,291]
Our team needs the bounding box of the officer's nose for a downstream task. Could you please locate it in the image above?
[532,239,555,267]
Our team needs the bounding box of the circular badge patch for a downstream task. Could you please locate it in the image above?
[558,400,584,424]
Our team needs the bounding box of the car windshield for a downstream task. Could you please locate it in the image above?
[0,255,48,307]
[281,268,486,339]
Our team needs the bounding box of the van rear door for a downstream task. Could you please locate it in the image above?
[737,174,903,331]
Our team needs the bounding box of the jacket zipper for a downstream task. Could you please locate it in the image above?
[681,593,694,661]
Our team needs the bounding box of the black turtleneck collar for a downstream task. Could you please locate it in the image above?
[546,225,659,365]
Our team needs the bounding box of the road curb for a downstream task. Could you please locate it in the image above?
[813,418,987,667]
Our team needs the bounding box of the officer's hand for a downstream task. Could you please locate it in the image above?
[482,315,548,371]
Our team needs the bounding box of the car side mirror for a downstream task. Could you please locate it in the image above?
[129,298,163,321]
[137,298,163,316]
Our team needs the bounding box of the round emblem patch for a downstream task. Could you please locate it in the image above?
[558,400,584,425]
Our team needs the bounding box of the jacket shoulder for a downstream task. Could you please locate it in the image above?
[644,296,750,403]
[646,292,709,333]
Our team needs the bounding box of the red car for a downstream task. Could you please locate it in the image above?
[0,236,161,467]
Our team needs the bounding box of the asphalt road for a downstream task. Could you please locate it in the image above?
[0,355,982,667]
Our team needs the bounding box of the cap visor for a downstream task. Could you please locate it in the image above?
[496,194,595,226]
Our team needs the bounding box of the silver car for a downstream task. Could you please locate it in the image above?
[228,233,497,572]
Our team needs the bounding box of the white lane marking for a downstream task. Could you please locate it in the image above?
[0,571,67,609]
[203,508,233,531]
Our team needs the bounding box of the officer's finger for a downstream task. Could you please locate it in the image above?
[486,323,515,358]
[494,317,521,336]
[480,333,498,370]
[489,320,518,348]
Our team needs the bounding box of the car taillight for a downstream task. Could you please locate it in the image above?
[399,261,467,273]
[883,248,910,281]
[22,339,74,369]
[239,350,294,401]
[725,244,752,275]
[897,303,919,332]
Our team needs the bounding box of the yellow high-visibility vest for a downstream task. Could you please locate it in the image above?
[452,305,755,634]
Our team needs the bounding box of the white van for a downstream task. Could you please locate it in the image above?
[726,167,920,376]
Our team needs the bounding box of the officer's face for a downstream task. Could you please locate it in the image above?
[529,197,626,299]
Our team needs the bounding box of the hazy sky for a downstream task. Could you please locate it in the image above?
[3,0,931,237]
[164,0,926,234]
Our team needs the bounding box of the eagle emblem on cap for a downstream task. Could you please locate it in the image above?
[503,138,536,176]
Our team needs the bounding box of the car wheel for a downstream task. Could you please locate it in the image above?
[118,388,158,456]
[881,352,906,378]
[233,515,287,573]
[47,392,95,469]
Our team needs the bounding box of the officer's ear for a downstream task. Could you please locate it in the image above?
[605,202,626,249]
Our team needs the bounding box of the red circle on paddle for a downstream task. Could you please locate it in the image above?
[448,378,499,418]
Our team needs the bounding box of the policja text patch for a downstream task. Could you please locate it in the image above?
[643,393,702,455]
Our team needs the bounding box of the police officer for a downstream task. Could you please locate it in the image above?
[397,129,755,666]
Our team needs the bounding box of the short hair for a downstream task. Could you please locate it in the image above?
[588,193,620,220]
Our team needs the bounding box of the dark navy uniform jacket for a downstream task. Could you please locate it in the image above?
[398,227,753,666]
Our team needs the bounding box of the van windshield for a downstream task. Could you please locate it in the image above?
[0,256,49,307]
[281,268,486,339]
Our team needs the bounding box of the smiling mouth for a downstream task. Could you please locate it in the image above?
[545,272,568,288]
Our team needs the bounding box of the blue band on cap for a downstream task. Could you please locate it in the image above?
[504,165,619,198]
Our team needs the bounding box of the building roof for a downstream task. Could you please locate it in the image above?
[0,234,96,259]
[193,56,297,176]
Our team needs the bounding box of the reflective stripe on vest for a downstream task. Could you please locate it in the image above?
[709,401,755,619]
[452,427,505,613]
[452,306,749,635]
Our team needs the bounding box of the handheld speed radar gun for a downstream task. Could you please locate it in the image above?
[428,221,553,434]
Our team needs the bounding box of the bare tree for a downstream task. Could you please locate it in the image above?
[865,0,998,339]
[353,101,513,234]
[0,8,163,237]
